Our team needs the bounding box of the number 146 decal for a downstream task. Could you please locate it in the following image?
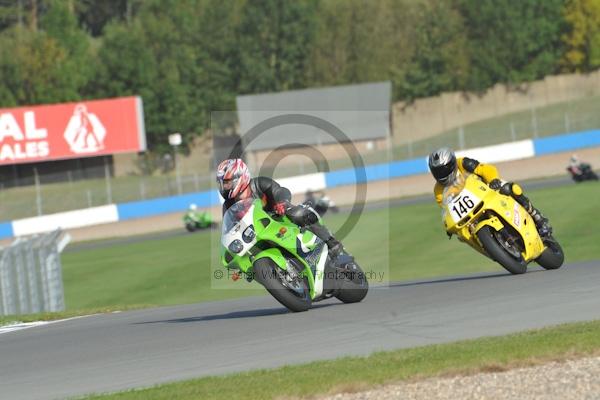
[452,195,475,218]
[448,189,481,223]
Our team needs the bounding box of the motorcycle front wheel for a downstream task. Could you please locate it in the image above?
[477,226,527,274]
[253,258,311,312]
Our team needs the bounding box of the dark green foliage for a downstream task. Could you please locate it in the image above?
[399,0,469,100]
[234,0,318,94]
[74,0,135,36]
[454,0,564,91]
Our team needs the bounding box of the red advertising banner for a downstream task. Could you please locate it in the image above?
[0,96,146,165]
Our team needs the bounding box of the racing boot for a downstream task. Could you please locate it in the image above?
[326,237,344,259]
[307,222,346,258]
[530,207,552,237]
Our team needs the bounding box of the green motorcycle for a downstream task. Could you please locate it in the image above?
[220,198,369,312]
[183,210,216,232]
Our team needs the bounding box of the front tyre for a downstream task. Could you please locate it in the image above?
[335,260,369,303]
[477,226,527,274]
[185,222,196,232]
[536,236,564,270]
[253,258,311,312]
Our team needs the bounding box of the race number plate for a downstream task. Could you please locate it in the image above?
[447,189,481,223]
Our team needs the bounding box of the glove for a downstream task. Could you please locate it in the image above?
[489,179,503,190]
[273,201,289,216]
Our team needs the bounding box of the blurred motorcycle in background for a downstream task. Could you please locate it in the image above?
[183,204,217,232]
[566,155,598,182]
[304,190,339,216]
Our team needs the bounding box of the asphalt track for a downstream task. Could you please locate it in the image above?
[1,261,600,400]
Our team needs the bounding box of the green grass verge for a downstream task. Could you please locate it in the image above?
[3,180,598,324]
[81,320,600,399]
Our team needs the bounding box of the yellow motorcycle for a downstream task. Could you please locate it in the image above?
[442,173,564,274]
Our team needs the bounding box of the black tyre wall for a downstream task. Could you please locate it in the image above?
[536,237,564,270]
[477,226,527,274]
[253,258,311,312]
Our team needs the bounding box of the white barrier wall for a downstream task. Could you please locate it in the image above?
[278,172,327,194]
[456,140,535,163]
[12,205,119,236]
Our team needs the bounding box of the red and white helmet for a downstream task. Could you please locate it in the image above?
[216,159,251,200]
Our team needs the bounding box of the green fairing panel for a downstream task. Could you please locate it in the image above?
[220,198,318,297]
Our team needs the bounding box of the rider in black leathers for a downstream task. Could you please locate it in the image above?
[217,159,344,256]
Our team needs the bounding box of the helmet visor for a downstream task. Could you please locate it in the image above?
[432,158,457,184]
[218,178,237,198]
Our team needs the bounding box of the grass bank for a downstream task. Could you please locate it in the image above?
[83,320,600,399]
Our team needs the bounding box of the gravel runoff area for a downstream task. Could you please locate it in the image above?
[321,356,600,400]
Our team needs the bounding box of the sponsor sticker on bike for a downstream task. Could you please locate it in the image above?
[513,203,521,227]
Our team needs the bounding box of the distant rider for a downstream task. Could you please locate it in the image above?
[187,203,199,220]
[567,154,591,174]
[216,159,344,256]
[569,154,580,169]
[427,147,552,236]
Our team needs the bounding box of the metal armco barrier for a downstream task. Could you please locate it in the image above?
[0,229,71,316]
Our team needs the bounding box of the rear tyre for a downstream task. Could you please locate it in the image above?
[253,258,311,312]
[335,261,369,303]
[477,226,527,274]
[536,236,564,270]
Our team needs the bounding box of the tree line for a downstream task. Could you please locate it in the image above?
[0,0,599,153]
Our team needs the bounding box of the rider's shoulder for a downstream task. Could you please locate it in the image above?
[460,157,480,173]
[253,176,274,182]
[253,176,281,188]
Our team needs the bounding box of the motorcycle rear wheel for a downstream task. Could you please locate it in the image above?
[335,260,369,303]
[477,226,527,274]
[536,236,564,270]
